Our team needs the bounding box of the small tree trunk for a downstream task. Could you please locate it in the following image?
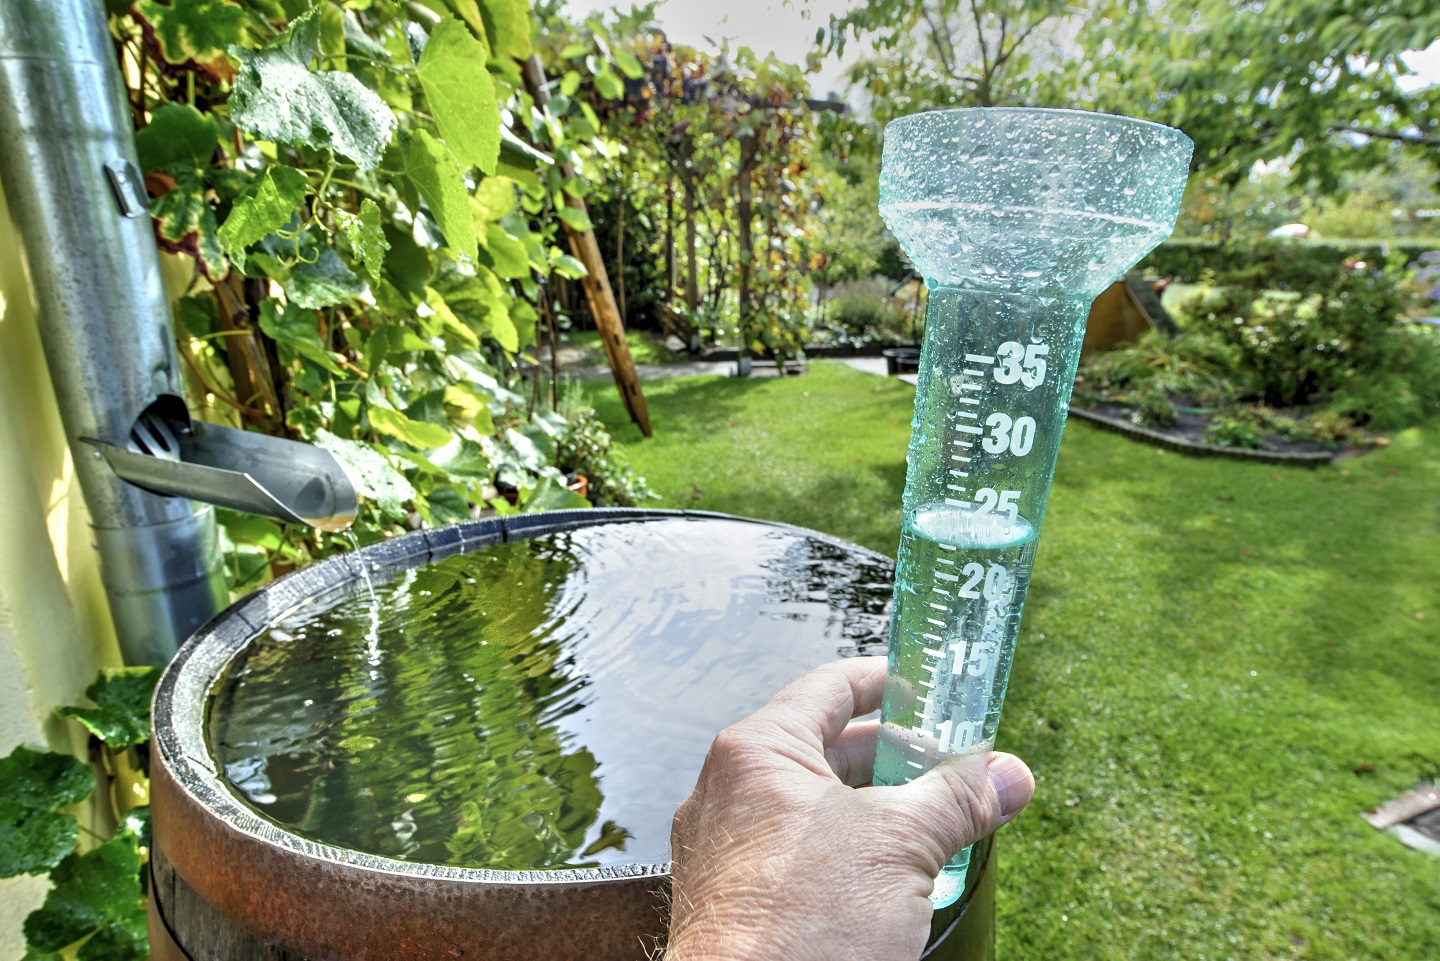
[616,176,627,324]
[682,175,699,316]
[664,178,675,302]
[735,132,759,368]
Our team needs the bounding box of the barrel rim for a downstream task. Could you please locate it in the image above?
[152,507,897,886]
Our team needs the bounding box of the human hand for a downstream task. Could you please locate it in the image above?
[665,656,1034,961]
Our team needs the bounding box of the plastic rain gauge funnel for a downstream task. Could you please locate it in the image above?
[874,108,1192,908]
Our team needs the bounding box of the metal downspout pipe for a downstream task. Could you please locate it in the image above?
[0,0,227,665]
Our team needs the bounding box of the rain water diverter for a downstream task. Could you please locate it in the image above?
[149,510,998,961]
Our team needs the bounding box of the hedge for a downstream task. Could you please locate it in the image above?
[1138,238,1440,286]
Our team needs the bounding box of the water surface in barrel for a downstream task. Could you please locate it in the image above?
[210,517,891,871]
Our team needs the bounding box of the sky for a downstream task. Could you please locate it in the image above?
[560,0,1440,102]
[559,0,865,99]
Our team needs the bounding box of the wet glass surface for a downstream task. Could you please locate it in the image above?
[209,517,892,870]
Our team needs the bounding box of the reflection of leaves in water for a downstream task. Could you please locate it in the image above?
[582,820,634,859]
[761,534,894,657]
[213,537,628,869]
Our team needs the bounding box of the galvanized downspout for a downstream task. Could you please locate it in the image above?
[0,0,227,665]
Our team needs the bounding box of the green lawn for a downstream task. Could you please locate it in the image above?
[558,328,681,366]
[584,360,1440,961]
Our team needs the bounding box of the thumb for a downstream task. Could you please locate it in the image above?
[889,753,1035,866]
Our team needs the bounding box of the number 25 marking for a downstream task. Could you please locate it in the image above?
[974,487,1021,523]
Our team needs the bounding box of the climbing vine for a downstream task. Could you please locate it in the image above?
[111,0,649,591]
[0,668,160,961]
[533,5,827,361]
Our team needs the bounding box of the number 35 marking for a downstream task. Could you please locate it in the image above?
[994,341,1048,390]
[982,412,1036,456]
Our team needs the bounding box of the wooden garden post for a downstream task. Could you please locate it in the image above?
[521,55,652,438]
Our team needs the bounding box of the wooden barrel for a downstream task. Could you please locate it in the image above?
[148,509,997,960]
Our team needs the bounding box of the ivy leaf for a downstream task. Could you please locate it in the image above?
[416,19,500,176]
[151,167,227,279]
[134,104,218,174]
[403,130,478,261]
[287,246,369,309]
[0,747,94,879]
[613,48,644,80]
[592,69,624,100]
[477,0,532,59]
[314,431,415,521]
[369,406,453,450]
[54,668,161,749]
[216,165,310,271]
[23,836,145,956]
[335,198,389,278]
[555,206,593,232]
[133,0,248,83]
[228,6,396,171]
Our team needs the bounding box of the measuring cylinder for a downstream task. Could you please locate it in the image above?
[873,108,1193,908]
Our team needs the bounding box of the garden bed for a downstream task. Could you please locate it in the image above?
[1070,399,1341,465]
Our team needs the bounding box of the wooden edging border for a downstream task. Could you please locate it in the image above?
[1068,406,1337,467]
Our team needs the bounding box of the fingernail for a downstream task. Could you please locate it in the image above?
[987,753,1034,822]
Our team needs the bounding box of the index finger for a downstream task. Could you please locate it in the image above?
[750,656,887,749]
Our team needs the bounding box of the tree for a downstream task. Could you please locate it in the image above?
[823,0,1081,124]
[1095,0,1440,190]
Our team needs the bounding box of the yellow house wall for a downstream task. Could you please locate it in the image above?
[0,185,125,958]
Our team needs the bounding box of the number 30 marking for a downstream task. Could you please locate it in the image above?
[982,413,1036,456]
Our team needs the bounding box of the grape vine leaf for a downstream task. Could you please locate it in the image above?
[151,167,227,279]
[258,300,345,374]
[133,0,248,84]
[22,836,146,959]
[54,668,161,749]
[216,165,310,271]
[0,747,94,879]
[471,175,517,222]
[526,474,590,511]
[555,206,593,232]
[481,224,530,279]
[430,260,517,350]
[613,48,644,80]
[368,405,453,450]
[134,104,218,174]
[402,130,478,261]
[416,19,501,175]
[335,199,389,278]
[314,430,416,521]
[478,0,533,59]
[286,246,370,309]
[592,68,623,100]
[228,6,396,172]
[549,249,588,279]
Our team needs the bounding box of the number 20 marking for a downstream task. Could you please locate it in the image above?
[958,562,1010,601]
[982,413,1036,456]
